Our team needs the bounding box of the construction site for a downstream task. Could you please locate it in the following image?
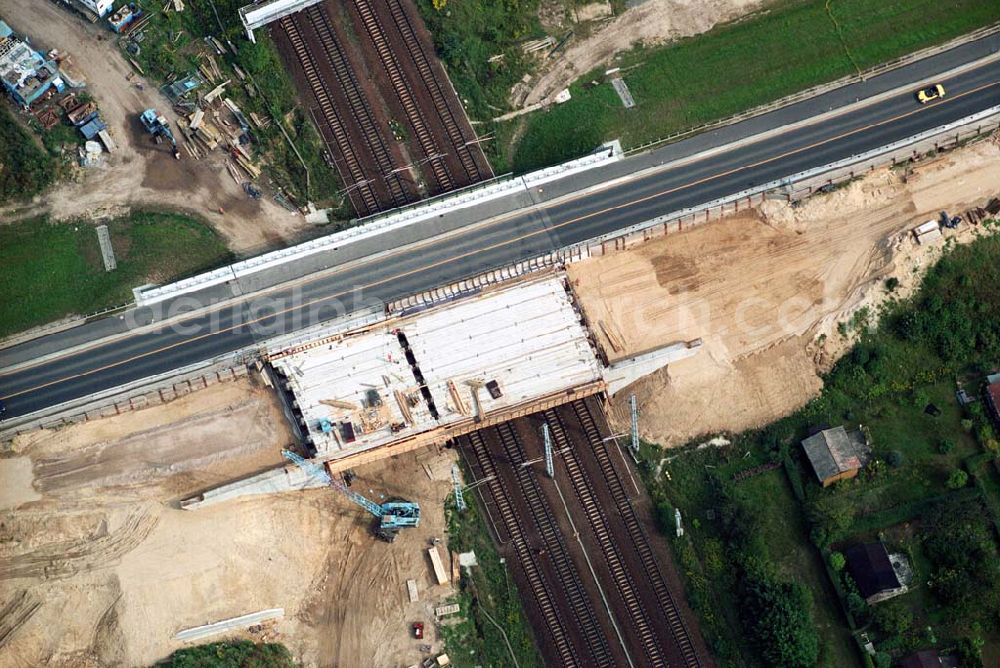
[4,0,1000,663]
[4,126,1000,664]
[195,272,709,666]
[0,267,707,667]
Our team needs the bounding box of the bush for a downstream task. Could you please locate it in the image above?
[947,469,969,490]
[938,438,956,454]
[810,525,829,549]
[0,106,55,204]
[739,563,819,668]
[829,551,846,572]
[872,599,913,637]
[885,277,900,293]
[923,499,1000,616]
[886,450,905,468]
[162,640,297,667]
[845,591,869,624]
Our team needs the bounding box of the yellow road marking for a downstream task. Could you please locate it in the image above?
[3,80,997,400]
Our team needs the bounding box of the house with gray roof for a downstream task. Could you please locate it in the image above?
[801,425,870,487]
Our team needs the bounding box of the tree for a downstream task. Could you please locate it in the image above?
[165,640,297,668]
[740,564,819,668]
[845,591,869,624]
[872,599,912,637]
[947,469,969,490]
[923,499,1000,615]
[956,635,984,668]
[807,494,855,541]
[829,551,846,572]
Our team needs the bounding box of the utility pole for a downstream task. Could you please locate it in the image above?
[452,464,467,512]
[543,423,554,478]
[630,394,640,455]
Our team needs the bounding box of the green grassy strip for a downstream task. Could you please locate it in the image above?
[442,474,543,668]
[511,0,1000,171]
[0,212,232,338]
[838,487,980,540]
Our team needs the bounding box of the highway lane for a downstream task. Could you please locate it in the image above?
[2,61,998,418]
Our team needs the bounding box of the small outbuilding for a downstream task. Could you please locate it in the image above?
[985,373,1000,427]
[845,542,907,604]
[801,425,870,487]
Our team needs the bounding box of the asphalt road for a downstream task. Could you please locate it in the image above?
[2,58,999,419]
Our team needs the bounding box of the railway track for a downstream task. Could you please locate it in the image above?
[302,5,412,209]
[384,0,489,185]
[465,430,582,667]
[278,16,378,215]
[544,409,667,668]
[353,0,455,192]
[494,422,615,667]
[571,400,702,668]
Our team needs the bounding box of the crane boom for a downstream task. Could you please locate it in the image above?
[283,450,383,518]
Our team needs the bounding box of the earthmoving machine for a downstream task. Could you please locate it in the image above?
[139,108,180,159]
[282,450,420,542]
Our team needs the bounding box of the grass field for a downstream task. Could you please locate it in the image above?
[510,0,1000,171]
[0,211,232,338]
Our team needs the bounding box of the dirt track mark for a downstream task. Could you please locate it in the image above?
[0,590,42,648]
[0,508,158,581]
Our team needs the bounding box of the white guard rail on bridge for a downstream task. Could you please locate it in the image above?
[134,142,622,306]
[239,0,325,43]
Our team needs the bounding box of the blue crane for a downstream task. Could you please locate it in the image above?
[282,450,420,542]
[139,108,180,160]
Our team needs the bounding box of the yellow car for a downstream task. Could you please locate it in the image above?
[916,84,946,104]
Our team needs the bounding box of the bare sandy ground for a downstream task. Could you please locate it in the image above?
[569,137,1000,446]
[0,0,305,252]
[525,0,769,105]
[0,378,456,667]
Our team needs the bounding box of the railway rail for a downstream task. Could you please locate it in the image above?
[301,5,410,207]
[494,422,615,667]
[544,408,667,668]
[465,430,583,667]
[302,5,412,209]
[353,0,455,192]
[382,0,490,184]
[571,399,702,667]
[277,15,378,215]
